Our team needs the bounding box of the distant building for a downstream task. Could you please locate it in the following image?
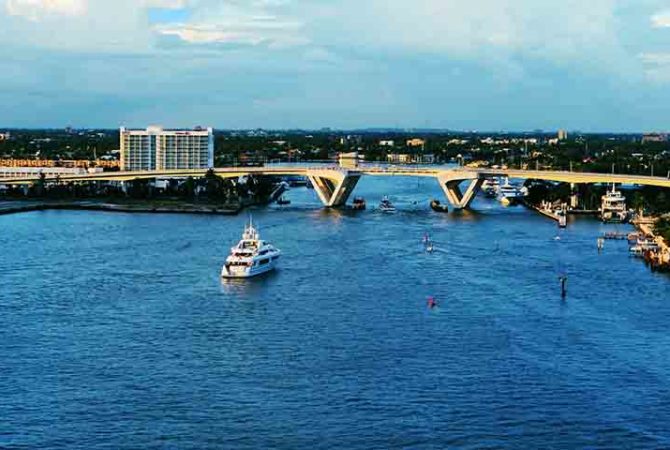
[379,140,395,147]
[406,138,426,147]
[339,135,362,146]
[386,153,435,164]
[642,133,668,143]
[120,126,214,171]
[0,158,119,169]
[0,132,10,141]
[557,129,568,141]
[0,166,102,179]
[338,152,360,169]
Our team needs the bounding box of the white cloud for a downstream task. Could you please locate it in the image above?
[651,10,670,28]
[5,0,87,20]
[154,2,308,48]
[156,21,307,47]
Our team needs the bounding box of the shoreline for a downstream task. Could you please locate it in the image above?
[632,217,670,271]
[0,200,244,216]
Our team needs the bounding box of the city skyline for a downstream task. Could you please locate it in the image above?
[1,0,670,131]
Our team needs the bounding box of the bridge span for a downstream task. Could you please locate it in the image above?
[1,165,669,209]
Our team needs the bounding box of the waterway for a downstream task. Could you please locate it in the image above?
[1,176,670,448]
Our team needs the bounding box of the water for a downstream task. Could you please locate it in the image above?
[1,177,670,449]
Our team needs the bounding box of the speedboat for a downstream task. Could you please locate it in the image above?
[379,196,397,213]
[352,197,366,210]
[430,199,449,213]
[221,218,281,279]
[498,177,525,206]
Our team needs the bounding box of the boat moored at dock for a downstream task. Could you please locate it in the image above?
[481,177,500,198]
[600,185,629,223]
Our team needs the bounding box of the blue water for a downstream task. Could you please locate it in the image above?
[2,177,670,449]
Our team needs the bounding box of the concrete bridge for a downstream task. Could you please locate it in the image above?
[2,165,669,209]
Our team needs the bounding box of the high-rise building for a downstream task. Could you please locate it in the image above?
[120,126,214,171]
[557,129,568,141]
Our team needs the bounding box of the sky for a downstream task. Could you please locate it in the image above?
[0,0,669,131]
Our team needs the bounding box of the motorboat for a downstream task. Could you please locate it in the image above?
[498,177,525,206]
[352,197,366,210]
[481,177,500,198]
[221,218,281,279]
[430,199,449,213]
[379,196,397,213]
[600,185,628,223]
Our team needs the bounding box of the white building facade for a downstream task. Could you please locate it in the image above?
[120,126,214,171]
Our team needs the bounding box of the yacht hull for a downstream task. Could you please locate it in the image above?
[221,261,278,279]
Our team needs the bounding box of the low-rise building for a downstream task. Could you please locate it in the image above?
[642,133,668,143]
[386,153,435,164]
[406,138,426,147]
[339,152,361,169]
[0,166,103,179]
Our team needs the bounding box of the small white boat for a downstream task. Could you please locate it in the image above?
[221,218,281,279]
[379,196,397,213]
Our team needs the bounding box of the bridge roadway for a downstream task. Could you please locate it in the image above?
[1,165,669,209]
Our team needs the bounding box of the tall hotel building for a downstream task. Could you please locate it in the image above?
[120,126,214,171]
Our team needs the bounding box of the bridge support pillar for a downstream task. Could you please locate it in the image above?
[308,170,361,207]
[437,175,483,209]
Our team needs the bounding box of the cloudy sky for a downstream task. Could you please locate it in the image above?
[0,0,669,131]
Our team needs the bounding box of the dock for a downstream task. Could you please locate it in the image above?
[632,217,670,272]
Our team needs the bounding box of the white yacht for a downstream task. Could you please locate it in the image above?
[600,185,628,223]
[221,219,281,279]
[498,178,525,206]
[379,196,397,213]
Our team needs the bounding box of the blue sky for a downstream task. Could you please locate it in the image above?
[0,0,669,131]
